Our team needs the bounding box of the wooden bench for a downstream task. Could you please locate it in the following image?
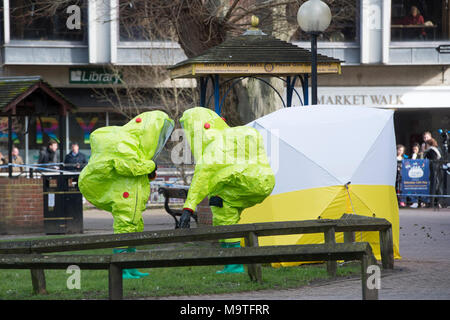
[335,214,394,269]
[0,242,378,300]
[0,215,393,299]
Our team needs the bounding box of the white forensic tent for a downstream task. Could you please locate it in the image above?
[240,105,401,265]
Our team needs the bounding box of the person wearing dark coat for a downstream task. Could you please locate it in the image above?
[423,138,443,208]
[38,140,58,165]
[64,143,87,171]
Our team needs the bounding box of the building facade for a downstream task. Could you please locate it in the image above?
[1,0,450,161]
[290,0,450,153]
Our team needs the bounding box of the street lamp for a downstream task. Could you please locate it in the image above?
[297,0,332,105]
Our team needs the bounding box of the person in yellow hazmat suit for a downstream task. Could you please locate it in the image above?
[178,107,275,274]
[79,111,174,279]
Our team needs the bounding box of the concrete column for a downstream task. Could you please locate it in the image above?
[361,0,383,64]
[88,0,112,64]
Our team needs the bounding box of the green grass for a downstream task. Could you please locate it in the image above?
[0,239,361,300]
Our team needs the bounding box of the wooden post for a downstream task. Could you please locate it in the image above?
[379,227,394,269]
[324,227,337,277]
[58,114,65,175]
[30,269,47,295]
[361,254,379,300]
[343,231,355,262]
[344,231,355,243]
[8,115,12,178]
[244,232,262,283]
[108,264,123,300]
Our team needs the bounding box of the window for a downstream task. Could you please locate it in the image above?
[9,0,86,41]
[119,0,174,42]
[391,0,450,41]
[68,113,107,159]
[291,0,359,42]
[0,116,26,164]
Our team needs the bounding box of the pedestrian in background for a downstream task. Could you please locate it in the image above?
[411,142,421,159]
[409,143,422,208]
[423,138,443,208]
[396,144,408,207]
[38,140,59,170]
[0,147,24,172]
[420,131,432,155]
[39,140,58,164]
[397,144,408,160]
[64,142,87,171]
[11,147,24,172]
[423,138,442,160]
[0,152,6,172]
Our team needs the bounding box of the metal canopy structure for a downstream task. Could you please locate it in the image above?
[168,17,343,115]
[0,76,76,177]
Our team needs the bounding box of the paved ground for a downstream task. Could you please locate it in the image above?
[2,207,449,300]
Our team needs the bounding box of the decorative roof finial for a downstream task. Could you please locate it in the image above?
[243,15,266,36]
[250,15,260,29]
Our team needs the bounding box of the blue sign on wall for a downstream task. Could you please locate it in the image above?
[400,159,430,195]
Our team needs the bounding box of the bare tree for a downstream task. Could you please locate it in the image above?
[20,0,357,123]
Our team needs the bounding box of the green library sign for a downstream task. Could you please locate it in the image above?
[69,68,122,84]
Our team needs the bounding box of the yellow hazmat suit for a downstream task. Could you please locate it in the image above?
[79,111,174,279]
[79,111,174,234]
[179,107,275,243]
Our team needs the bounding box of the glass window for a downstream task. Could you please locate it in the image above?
[290,0,359,42]
[119,0,174,41]
[9,0,86,41]
[68,113,107,159]
[391,0,450,41]
[27,116,60,163]
[0,116,26,165]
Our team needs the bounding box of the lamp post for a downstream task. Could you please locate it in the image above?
[297,0,332,105]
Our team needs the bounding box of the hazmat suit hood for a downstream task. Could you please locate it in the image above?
[180,107,228,160]
[123,111,175,161]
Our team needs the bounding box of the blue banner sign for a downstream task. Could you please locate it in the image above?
[400,159,430,195]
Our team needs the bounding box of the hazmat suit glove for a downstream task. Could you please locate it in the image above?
[179,208,193,229]
[148,163,158,181]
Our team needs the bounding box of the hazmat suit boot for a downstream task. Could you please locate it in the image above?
[112,248,144,279]
[125,247,149,278]
[216,242,245,274]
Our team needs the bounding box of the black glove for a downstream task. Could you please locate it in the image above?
[209,196,223,208]
[179,208,193,229]
[148,163,158,180]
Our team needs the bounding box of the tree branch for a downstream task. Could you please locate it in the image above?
[223,0,242,24]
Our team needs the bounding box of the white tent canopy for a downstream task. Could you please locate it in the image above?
[242,105,401,262]
[247,105,397,195]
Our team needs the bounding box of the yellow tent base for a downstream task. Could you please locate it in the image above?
[239,184,401,267]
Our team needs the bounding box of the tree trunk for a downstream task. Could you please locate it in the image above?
[173,1,227,58]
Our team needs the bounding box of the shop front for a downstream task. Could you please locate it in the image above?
[0,110,128,164]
